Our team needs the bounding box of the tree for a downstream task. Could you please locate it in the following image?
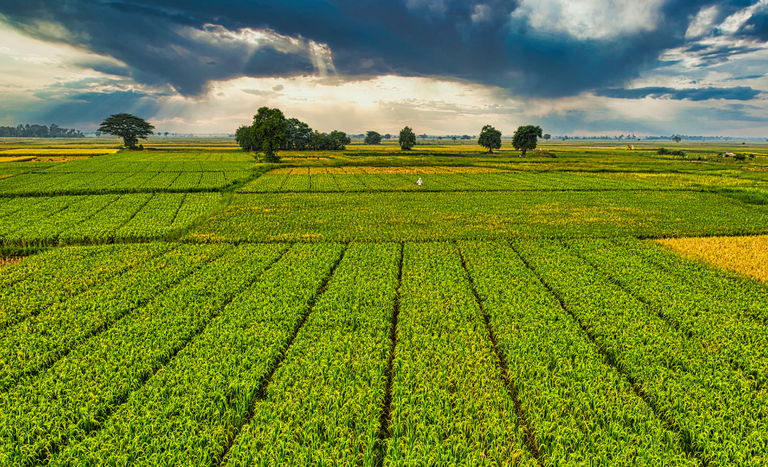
[383,134,392,140]
[512,125,543,157]
[235,125,258,152]
[328,130,351,150]
[309,131,328,150]
[543,134,551,140]
[673,135,682,143]
[97,113,155,149]
[164,132,169,137]
[452,136,457,143]
[364,131,382,145]
[477,125,502,153]
[399,126,416,150]
[284,118,313,150]
[250,107,286,163]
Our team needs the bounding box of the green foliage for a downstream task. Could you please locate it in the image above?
[543,133,551,140]
[0,193,221,246]
[235,125,258,152]
[97,113,155,149]
[328,130,351,150]
[284,117,313,150]
[202,189,767,242]
[250,107,286,162]
[308,130,351,150]
[512,125,543,156]
[477,125,502,153]
[657,147,686,157]
[364,131,382,145]
[399,126,416,150]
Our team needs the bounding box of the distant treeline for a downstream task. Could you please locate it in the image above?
[0,124,85,138]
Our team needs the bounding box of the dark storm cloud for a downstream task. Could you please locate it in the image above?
[595,86,761,101]
[35,90,162,125]
[0,0,766,99]
[738,10,768,40]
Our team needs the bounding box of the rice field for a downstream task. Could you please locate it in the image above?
[1,140,767,465]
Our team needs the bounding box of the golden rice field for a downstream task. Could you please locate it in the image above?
[657,235,768,283]
[0,148,121,156]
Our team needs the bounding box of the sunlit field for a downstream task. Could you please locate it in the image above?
[1,137,768,466]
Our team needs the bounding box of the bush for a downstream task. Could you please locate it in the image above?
[657,148,685,157]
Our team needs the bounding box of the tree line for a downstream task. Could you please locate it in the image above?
[235,107,351,162]
[0,124,85,138]
[90,109,548,159]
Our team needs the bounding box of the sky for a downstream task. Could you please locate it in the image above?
[1,0,768,137]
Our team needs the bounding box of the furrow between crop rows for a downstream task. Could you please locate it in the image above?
[456,242,543,464]
[383,242,536,466]
[375,242,404,467]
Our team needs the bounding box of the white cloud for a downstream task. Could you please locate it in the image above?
[719,0,768,35]
[685,5,719,39]
[512,0,665,40]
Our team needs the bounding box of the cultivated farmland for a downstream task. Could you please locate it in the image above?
[1,139,768,466]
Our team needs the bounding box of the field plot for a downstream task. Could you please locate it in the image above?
[240,168,768,193]
[0,192,221,246]
[194,190,768,242]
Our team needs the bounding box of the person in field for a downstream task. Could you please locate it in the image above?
[417,177,423,186]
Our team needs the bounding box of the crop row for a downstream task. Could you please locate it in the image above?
[239,170,761,193]
[0,244,167,330]
[385,242,536,465]
[514,239,768,465]
[0,192,221,246]
[0,242,291,465]
[458,241,696,466]
[633,239,768,322]
[194,191,768,242]
[46,243,399,466]
[567,237,768,390]
[222,242,399,466]
[0,170,250,196]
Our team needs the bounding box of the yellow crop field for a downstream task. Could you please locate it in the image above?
[0,157,36,163]
[0,149,120,156]
[656,235,768,283]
